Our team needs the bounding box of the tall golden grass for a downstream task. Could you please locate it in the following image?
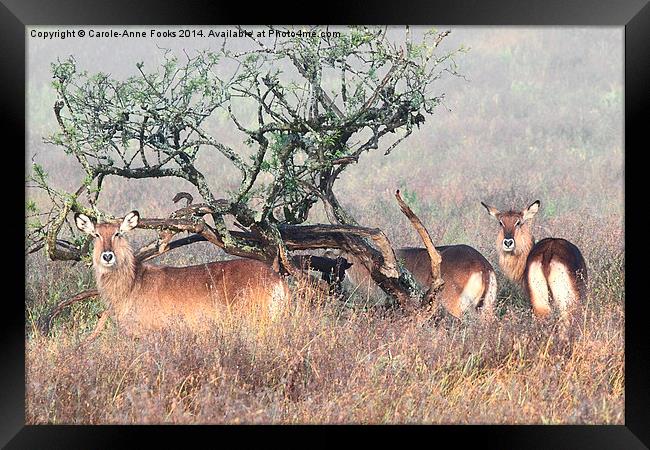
[26,229,623,424]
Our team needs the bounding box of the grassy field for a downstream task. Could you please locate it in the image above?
[24,205,625,424]
[25,27,624,424]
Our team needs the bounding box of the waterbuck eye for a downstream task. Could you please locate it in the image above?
[515,219,521,227]
[499,220,505,227]
[114,232,122,238]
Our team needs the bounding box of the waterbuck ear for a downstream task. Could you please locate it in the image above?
[74,213,96,235]
[522,200,540,222]
[120,211,140,233]
[481,201,500,220]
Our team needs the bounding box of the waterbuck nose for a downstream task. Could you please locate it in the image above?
[101,252,115,263]
[503,238,514,249]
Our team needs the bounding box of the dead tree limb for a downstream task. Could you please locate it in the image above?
[395,189,444,306]
[135,234,209,262]
[40,289,99,336]
[172,191,194,206]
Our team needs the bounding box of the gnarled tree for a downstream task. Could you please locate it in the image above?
[26,26,464,309]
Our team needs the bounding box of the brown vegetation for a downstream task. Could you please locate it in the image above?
[25,209,624,424]
[26,275,623,424]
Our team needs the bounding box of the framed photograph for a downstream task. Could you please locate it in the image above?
[5,0,648,447]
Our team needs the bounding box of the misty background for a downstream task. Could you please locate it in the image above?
[26,26,623,260]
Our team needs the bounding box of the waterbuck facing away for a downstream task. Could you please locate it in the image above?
[335,192,497,319]
[342,246,497,319]
[75,211,290,331]
[481,200,588,319]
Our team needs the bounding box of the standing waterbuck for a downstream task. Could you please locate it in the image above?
[481,200,587,318]
[337,191,497,319]
[75,211,290,332]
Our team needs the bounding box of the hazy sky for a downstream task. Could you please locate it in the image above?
[26,26,623,224]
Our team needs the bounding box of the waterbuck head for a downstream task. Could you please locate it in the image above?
[75,211,140,273]
[481,200,540,255]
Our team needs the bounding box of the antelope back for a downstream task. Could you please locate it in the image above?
[126,259,290,329]
[398,246,495,317]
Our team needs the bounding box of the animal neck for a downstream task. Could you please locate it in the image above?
[498,233,534,284]
[95,248,139,304]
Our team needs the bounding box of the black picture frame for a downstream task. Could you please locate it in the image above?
[4,0,648,447]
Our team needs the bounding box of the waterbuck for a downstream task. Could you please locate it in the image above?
[342,245,497,319]
[336,191,497,319]
[75,211,290,332]
[481,200,587,318]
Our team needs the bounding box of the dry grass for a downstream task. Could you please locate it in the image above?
[25,199,624,424]
[24,197,625,424]
[26,263,624,424]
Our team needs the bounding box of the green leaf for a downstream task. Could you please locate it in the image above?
[26,200,38,213]
[32,163,48,182]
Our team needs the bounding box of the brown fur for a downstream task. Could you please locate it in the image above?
[482,201,588,318]
[344,244,497,318]
[80,216,290,331]
[493,215,535,285]
[524,237,588,314]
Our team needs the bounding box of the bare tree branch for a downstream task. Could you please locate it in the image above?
[395,189,444,307]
